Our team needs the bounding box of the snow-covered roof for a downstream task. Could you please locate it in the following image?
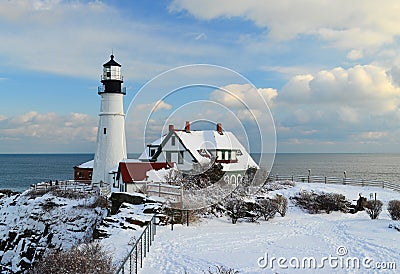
[140,129,258,171]
[138,136,166,160]
[75,159,94,169]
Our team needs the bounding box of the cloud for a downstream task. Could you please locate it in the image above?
[0,111,97,152]
[347,49,363,61]
[0,114,7,122]
[0,0,228,81]
[273,63,400,151]
[210,83,277,109]
[358,131,388,140]
[136,100,173,112]
[169,0,400,52]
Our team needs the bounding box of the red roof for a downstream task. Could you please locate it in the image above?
[119,162,172,183]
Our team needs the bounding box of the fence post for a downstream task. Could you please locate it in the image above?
[139,238,142,269]
[148,226,150,252]
[135,246,138,274]
[171,210,174,231]
[129,250,132,274]
[325,176,327,184]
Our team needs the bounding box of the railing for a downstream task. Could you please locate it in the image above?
[97,86,126,95]
[30,180,99,194]
[130,181,183,204]
[271,174,400,193]
[116,215,157,274]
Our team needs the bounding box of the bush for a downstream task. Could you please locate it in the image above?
[273,194,288,217]
[365,200,383,220]
[388,200,400,220]
[225,198,247,224]
[31,242,114,274]
[291,190,350,214]
[255,198,277,221]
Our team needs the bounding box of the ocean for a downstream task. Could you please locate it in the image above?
[0,153,399,192]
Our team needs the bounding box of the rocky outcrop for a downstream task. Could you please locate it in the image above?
[0,190,108,273]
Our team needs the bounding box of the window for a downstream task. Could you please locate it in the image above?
[103,128,107,134]
[166,152,171,162]
[178,151,184,164]
[171,136,176,146]
[217,150,223,160]
[231,150,237,160]
[225,151,229,160]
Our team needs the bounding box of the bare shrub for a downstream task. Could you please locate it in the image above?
[291,190,350,214]
[31,242,114,274]
[91,195,109,208]
[27,187,57,198]
[52,189,90,200]
[182,162,225,190]
[365,200,383,220]
[225,198,247,224]
[388,200,400,220]
[0,189,20,197]
[272,194,288,217]
[205,265,239,274]
[255,198,277,221]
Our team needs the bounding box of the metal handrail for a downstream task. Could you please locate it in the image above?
[115,215,157,274]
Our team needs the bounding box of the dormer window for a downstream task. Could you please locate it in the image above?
[216,149,238,163]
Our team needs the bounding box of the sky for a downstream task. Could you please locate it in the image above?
[1,0,400,153]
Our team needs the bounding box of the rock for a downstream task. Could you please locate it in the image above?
[110,192,146,214]
[125,217,146,227]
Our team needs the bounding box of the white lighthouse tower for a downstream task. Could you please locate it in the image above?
[92,54,127,189]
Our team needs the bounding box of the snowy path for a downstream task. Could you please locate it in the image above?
[141,182,400,273]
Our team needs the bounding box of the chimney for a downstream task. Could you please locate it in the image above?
[169,124,174,132]
[185,121,190,132]
[216,123,223,135]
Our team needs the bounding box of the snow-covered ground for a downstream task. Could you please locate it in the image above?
[142,182,400,273]
[99,201,159,268]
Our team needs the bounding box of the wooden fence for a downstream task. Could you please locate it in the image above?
[271,174,400,193]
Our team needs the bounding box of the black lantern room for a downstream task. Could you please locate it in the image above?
[98,54,126,95]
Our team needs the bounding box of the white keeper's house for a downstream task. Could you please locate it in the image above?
[74,55,258,195]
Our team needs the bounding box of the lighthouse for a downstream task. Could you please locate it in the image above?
[92,54,127,189]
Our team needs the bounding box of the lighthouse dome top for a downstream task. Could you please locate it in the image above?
[103,54,121,67]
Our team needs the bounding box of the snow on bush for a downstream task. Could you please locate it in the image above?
[291,190,351,214]
[273,194,288,217]
[365,199,383,220]
[255,198,278,221]
[388,200,400,220]
[225,198,247,224]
